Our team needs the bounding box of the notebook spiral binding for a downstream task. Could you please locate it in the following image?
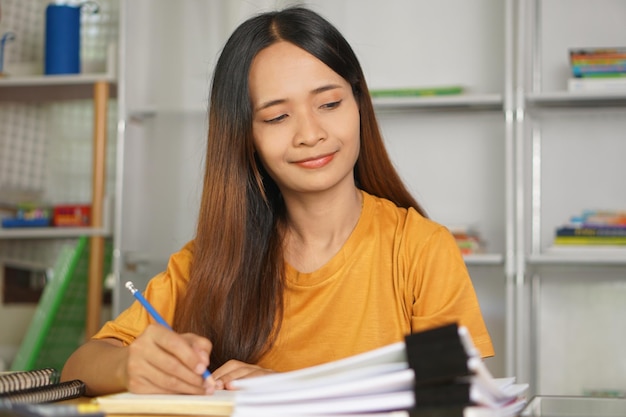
[0,368,59,394]
[0,379,86,404]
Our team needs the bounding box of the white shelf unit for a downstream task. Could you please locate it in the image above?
[515,0,626,396]
[373,94,505,266]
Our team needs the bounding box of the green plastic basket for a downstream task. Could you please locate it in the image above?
[10,237,112,372]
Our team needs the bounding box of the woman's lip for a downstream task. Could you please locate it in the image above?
[293,153,335,169]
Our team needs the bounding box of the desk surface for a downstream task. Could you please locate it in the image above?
[61,397,226,417]
[521,396,626,417]
[60,395,626,417]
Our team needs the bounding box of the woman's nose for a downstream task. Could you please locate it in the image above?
[294,111,326,146]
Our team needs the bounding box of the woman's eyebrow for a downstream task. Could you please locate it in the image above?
[311,83,342,95]
[256,98,286,112]
[255,84,343,112]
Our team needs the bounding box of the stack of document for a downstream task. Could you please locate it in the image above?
[96,323,528,417]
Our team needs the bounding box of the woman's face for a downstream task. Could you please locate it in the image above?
[249,41,361,198]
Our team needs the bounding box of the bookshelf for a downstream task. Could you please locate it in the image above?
[0,73,115,339]
[0,70,116,241]
[515,0,626,397]
[0,0,119,359]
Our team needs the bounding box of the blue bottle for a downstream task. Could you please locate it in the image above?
[44,3,82,75]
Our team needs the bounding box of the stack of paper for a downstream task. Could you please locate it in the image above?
[96,324,528,417]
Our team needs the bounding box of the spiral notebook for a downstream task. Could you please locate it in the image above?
[0,368,59,394]
[0,368,86,404]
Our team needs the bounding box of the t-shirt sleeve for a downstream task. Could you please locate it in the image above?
[406,219,495,358]
[92,242,194,345]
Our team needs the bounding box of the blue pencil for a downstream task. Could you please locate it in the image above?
[125,281,211,379]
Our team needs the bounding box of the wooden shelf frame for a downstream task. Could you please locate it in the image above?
[0,73,116,339]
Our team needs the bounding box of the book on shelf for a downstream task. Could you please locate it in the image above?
[553,236,626,246]
[543,244,626,259]
[569,47,626,77]
[571,65,626,77]
[573,210,626,226]
[556,225,626,237]
[95,323,528,417]
[370,86,464,98]
[569,47,626,64]
[553,210,626,246]
[567,76,626,92]
[447,225,487,255]
[0,368,86,404]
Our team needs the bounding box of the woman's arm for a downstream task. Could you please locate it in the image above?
[61,338,129,396]
[61,325,215,396]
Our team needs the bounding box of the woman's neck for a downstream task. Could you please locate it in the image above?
[282,186,363,273]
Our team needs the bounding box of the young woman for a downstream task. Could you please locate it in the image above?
[61,6,494,396]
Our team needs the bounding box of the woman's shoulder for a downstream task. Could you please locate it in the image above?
[167,240,195,273]
[146,240,196,289]
[362,191,446,236]
[143,241,196,299]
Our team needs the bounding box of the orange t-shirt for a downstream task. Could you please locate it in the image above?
[94,191,494,371]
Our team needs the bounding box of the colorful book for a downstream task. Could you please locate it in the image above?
[568,47,626,79]
[572,64,626,77]
[556,225,626,237]
[370,86,464,98]
[553,236,626,246]
[570,47,626,59]
[568,210,626,226]
[567,77,626,92]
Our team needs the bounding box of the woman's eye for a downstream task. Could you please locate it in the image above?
[321,100,341,110]
[265,114,288,123]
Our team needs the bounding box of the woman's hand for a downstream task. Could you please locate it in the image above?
[124,324,216,394]
[212,360,276,390]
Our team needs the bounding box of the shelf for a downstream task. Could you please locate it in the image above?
[463,253,504,265]
[0,71,114,337]
[0,72,117,102]
[0,226,111,239]
[0,257,49,271]
[528,247,626,266]
[372,93,503,112]
[126,106,209,121]
[526,91,626,108]
[125,94,504,118]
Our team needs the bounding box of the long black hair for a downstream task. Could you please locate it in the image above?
[174,7,425,369]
